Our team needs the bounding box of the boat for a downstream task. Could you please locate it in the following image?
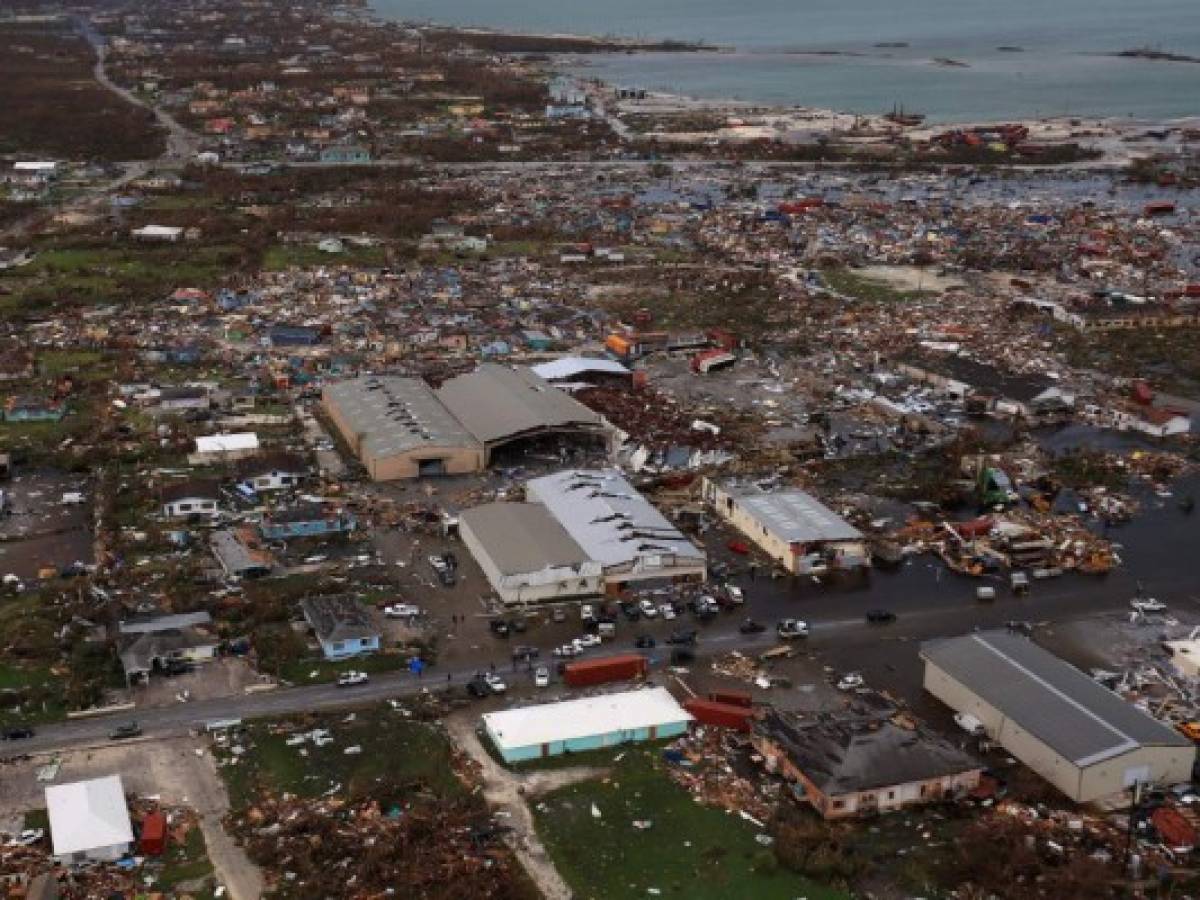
[885,104,925,127]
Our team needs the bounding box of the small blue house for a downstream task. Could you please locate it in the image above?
[259,503,356,541]
[299,596,380,660]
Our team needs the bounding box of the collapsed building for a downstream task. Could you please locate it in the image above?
[321,364,612,480]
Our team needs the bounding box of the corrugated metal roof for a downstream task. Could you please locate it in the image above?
[720,481,862,543]
[436,364,605,446]
[526,469,705,571]
[530,356,630,381]
[323,376,480,458]
[921,631,1191,766]
[460,502,593,575]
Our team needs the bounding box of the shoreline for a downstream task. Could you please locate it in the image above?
[356,5,1200,140]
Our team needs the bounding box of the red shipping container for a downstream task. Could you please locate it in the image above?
[1152,806,1196,851]
[563,654,648,688]
[140,811,166,856]
[708,690,753,708]
[684,698,753,732]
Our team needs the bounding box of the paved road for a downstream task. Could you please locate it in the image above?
[76,17,199,165]
[5,575,1161,758]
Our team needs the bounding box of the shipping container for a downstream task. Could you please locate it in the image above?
[684,698,753,732]
[140,811,167,856]
[1152,806,1197,850]
[708,689,753,708]
[563,653,648,687]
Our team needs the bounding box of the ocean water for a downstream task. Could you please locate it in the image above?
[369,0,1200,122]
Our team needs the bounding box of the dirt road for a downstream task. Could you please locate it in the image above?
[446,714,608,900]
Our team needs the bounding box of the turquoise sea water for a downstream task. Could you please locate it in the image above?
[369,0,1200,122]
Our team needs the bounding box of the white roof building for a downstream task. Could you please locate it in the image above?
[191,432,260,465]
[45,774,133,863]
[482,687,692,762]
[525,469,706,585]
[529,357,630,382]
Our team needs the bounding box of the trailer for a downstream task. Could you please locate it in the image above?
[562,653,648,688]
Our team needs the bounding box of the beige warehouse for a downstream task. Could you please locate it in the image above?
[322,366,610,481]
[921,631,1195,803]
[322,376,483,480]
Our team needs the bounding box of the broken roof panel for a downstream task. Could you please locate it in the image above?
[717,480,862,543]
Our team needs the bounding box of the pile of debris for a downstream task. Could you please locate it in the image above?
[662,729,779,824]
[234,793,530,899]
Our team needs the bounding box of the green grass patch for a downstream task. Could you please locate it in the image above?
[533,748,846,900]
[156,821,214,887]
[0,243,242,311]
[263,243,386,271]
[23,808,49,831]
[278,651,415,686]
[218,707,465,813]
[819,267,933,304]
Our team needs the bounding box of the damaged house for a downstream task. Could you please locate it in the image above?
[753,709,983,819]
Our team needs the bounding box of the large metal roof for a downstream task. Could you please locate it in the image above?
[922,631,1191,767]
[526,469,705,570]
[436,364,605,446]
[460,502,594,576]
[719,481,862,543]
[323,376,481,458]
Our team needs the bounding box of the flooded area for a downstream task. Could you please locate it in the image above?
[0,469,93,580]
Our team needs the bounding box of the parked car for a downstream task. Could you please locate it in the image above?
[724,585,745,605]
[551,607,567,623]
[579,633,602,648]
[553,643,578,658]
[509,618,527,634]
[442,551,458,571]
[384,603,421,618]
[534,666,551,688]
[2,726,34,740]
[776,619,809,639]
[512,645,540,661]
[659,603,676,620]
[581,603,596,622]
[467,678,490,698]
[10,828,43,847]
[666,629,697,645]
[634,634,656,649]
[427,554,448,574]
[865,609,896,624]
[109,722,142,740]
[337,670,369,687]
[639,599,658,618]
[836,672,864,692]
[621,601,641,621]
[436,566,457,587]
[483,672,507,694]
[738,618,765,634]
[1131,597,1167,614]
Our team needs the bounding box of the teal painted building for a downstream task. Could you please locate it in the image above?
[482,687,692,764]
